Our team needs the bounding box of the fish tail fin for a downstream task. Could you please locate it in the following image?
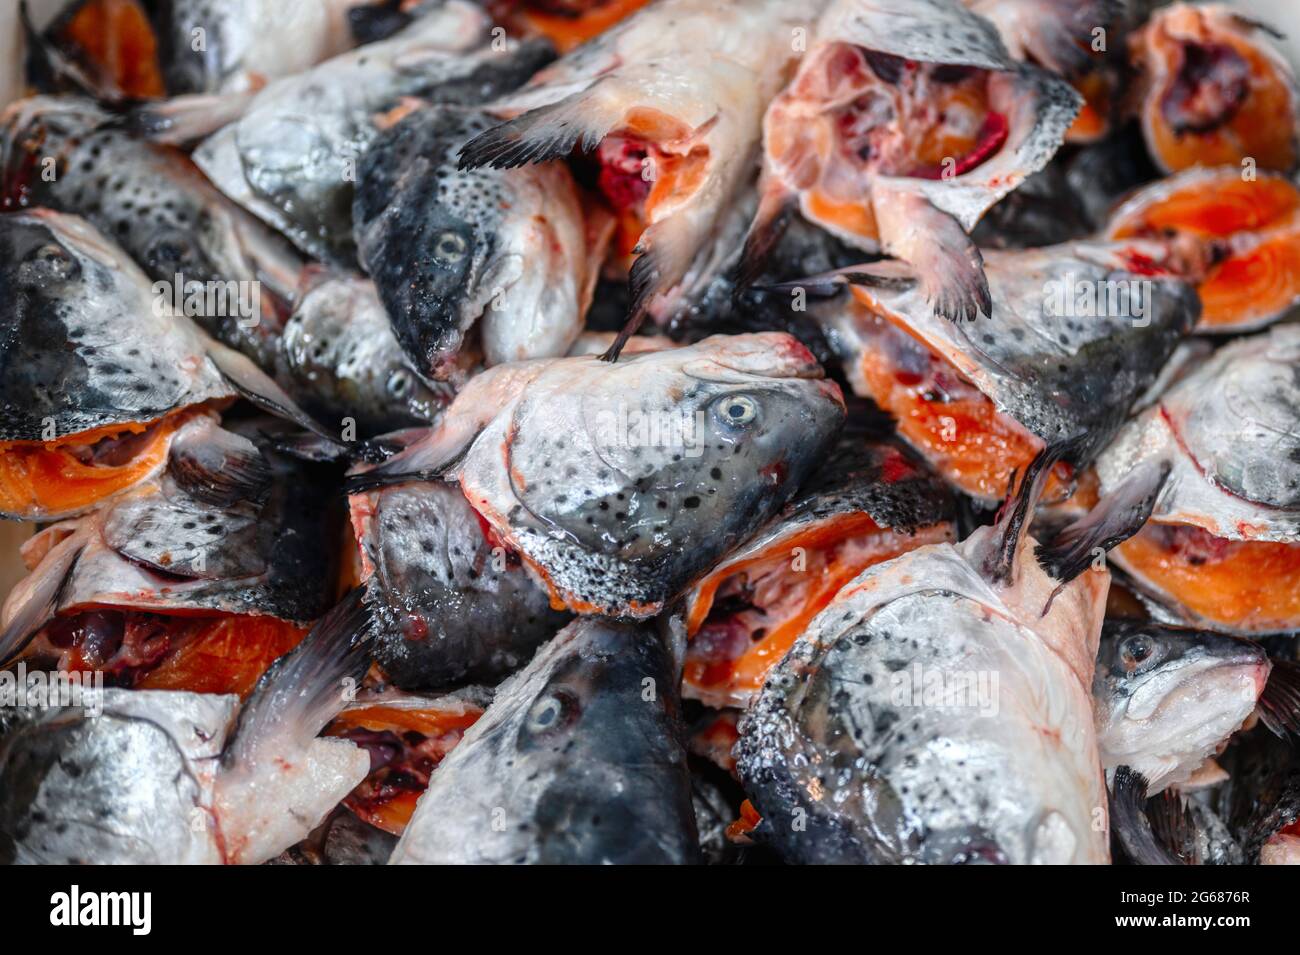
[1109,765,1186,866]
[457,84,618,169]
[0,538,84,666]
[983,437,1083,586]
[1259,659,1300,738]
[1036,460,1170,584]
[729,183,795,295]
[169,425,273,508]
[203,338,340,444]
[223,587,374,771]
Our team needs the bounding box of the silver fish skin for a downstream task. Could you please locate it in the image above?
[1093,621,1269,795]
[349,332,846,617]
[351,479,570,690]
[965,0,1126,76]
[457,0,822,354]
[1096,324,1300,543]
[1,96,304,368]
[353,104,602,380]
[281,274,455,436]
[147,0,371,96]
[193,2,551,264]
[736,454,1112,864]
[0,689,236,864]
[824,240,1200,466]
[390,617,699,864]
[0,591,374,865]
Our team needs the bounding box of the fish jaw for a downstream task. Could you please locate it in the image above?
[390,618,698,865]
[1092,623,1269,793]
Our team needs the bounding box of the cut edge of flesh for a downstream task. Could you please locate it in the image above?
[681,511,954,708]
[842,300,1071,502]
[502,0,651,54]
[1112,520,1300,635]
[1134,5,1299,176]
[25,607,308,699]
[764,46,1013,248]
[0,408,203,520]
[327,700,485,835]
[1107,168,1300,331]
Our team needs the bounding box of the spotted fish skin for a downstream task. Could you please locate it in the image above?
[193,3,554,264]
[390,617,700,864]
[1,416,338,646]
[353,104,597,380]
[1,97,303,368]
[352,480,570,690]
[0,209,234,443]
[352,333,846,617]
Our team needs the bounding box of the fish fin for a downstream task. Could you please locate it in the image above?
[203,339,339,443]
[983,437,1083,586]
[168,425,273,508]
[729,183,795,294]
[984,0,1125,76]
[872,181,991,324]
[1230,14,1286,41]
[1109,765,1184,866]
[1145,787,1202,866]
[1036,460,1171,584]
[1259,660,1300,738]
[0,539,84,667]
[222,588,374,770]
[115,91,257,146]
[598,251,661,362]
[348,0,414,43]
[457,81,619,169]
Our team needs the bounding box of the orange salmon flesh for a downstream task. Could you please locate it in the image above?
[1115,522,1300,634]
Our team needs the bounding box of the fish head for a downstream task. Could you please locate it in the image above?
[281,276,453,435]
[487,333,846,614]
[1093,620,1269,791]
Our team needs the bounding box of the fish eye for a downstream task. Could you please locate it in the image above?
[434,231,468,263]
[714,394,759,428]
[525,688,578,735]
[20,242,79,285]
[386,368,413,398]
[1120,634,1158,673]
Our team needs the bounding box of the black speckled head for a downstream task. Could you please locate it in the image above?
[463,333,847,615]
[390,618,700,864]
[0,209,231,441]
